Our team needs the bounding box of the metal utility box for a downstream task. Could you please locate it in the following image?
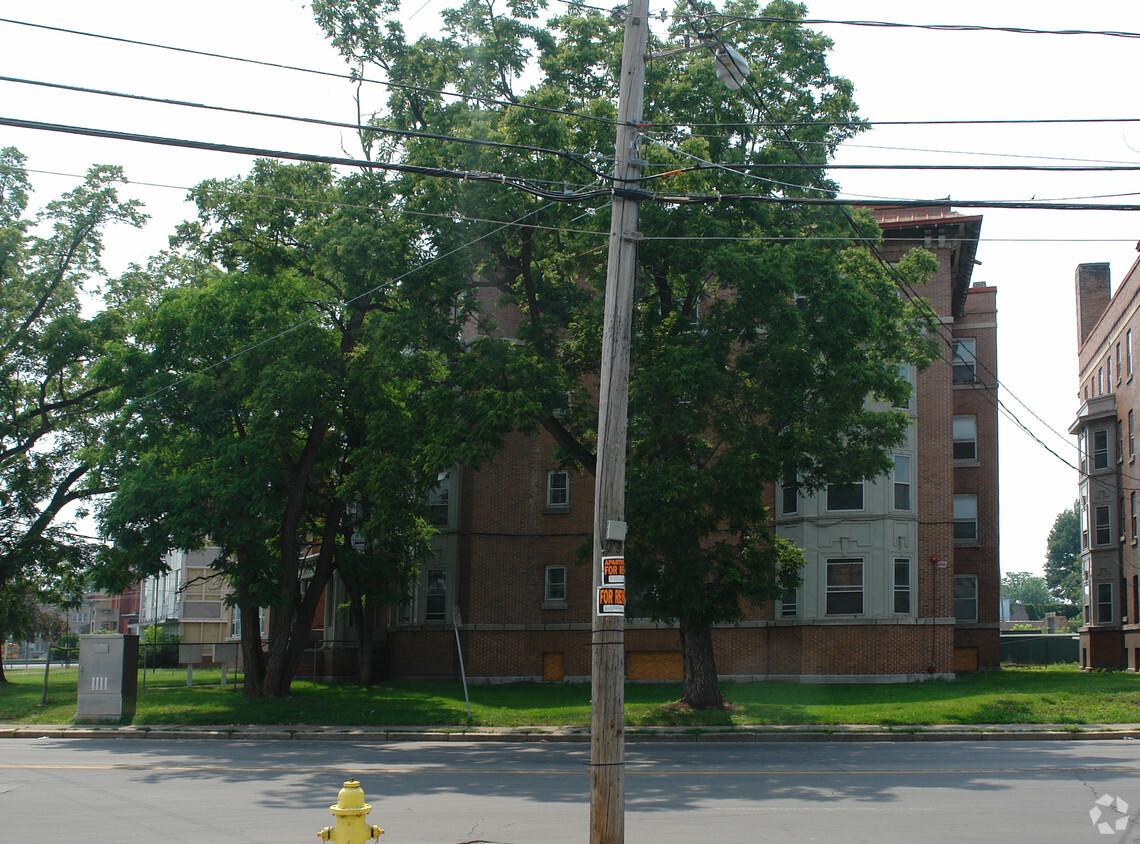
[76,634,139,722]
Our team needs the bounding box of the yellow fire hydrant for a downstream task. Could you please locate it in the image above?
[318,780,384,843]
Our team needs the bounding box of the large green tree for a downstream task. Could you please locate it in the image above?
[0,148,145,680]
[96,160,543,696]
[313,0,939,707]
[1044,506,1081,607]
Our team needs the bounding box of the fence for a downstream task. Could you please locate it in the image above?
[999,633,1079,665]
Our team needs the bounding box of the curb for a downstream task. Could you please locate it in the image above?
[3,724,1140,743]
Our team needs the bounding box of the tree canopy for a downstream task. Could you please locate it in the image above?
[96,160,544,696]
[0,147,145,678]
[312,0,940,707]
[1044,505,1080,607]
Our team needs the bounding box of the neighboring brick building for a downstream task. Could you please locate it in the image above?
[323,206,1000,682]
[1071,258,1140,671]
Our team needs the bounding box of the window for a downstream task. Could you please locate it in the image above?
[429,472,451,527]
[1079,430,1088,474]
[1117,342,1122,383]
[425,568,448,622]
[1093,429,1109,470]
[951,338,977,383]
[954,494,978,542]
[1132,492,1137,540]
[1095,504,1112,546]
[1099,367,1104,395]
[1131,410,1135,458]
[1119,420,1124,465]
[1129,329,1134,376]
[894,559,912,614]
[1081,491,1089,549]
[826,482,864,511]
[826,559,863,615]
[954,575,978,622]
[547,470,569,509]
[894,363,911,409]
[780,588,798,618]
[545,565,567,604]
[1097,582,1114,624]
[781,480,798,515]
[953,416,977,461]
[1107,356,1113,392]
[893,455,911,510]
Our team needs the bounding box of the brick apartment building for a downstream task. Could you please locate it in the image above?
[1071,258,1140,671]
[320,206,1000,682]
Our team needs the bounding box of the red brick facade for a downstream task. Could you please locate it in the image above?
[325,207,999,683]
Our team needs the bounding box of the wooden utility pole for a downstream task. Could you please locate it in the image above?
[590,0,650,841]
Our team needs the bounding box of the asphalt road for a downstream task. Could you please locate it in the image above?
[1,737,1137,842]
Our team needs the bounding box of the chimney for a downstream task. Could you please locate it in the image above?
[1075,263,1111,349]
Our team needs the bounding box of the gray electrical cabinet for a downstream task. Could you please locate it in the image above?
[76,634,139,722]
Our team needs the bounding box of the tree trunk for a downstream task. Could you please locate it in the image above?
[678,618,725,710]
[350,591,374,686]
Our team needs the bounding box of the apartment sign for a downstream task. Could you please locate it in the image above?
[602,555,625,586]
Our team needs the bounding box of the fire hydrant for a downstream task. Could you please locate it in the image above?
[318,780,384,843]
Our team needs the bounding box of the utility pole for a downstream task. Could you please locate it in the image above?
[591,0,650,841]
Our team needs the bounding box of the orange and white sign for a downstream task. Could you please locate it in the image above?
[597,586,626,616]
[602,555,625,586]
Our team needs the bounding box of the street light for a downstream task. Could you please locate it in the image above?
[589,6,749,841]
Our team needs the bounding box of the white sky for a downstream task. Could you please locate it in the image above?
[5,0,1137,576]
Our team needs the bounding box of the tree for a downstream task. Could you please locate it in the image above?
[311,0,939,708]
[0,147,146,678]
[96,160,543,696]
[1001,571,1052,608]
[1044,506,1081,607]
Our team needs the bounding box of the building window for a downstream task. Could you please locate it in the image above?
[1080,491,1089,549]
[545,565,567,604]
[1132,492,1137,540]
[1097,582,1113,624]
[826,559,863,615]
[893,455,911,511]
[1093,429,1109,470]
[954,575,978,622]
[951,338,977,383]
[781,480,798,515]
[826,482,864,512]
[1107,356,1113,392]
[547,470,569,509]
[1129,329,1134,376]
[894,559,912,614]
[1095,504,1112,546]
[894,363,911,409]
[429,472,451,527]
[1119,420,1124,465]
[953,494,978,542]
[1079,430,1088,474]
[953,416,977,461]
[1117,342,1122,383]
[780,588,798,618]
[424,568,448,622]
[1099,368,1104,395]
[1130,410,1135,458]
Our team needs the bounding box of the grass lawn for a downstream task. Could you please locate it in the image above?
[1,664,1138,728]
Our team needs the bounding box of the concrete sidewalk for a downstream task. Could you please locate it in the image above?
[4,722,1140,742]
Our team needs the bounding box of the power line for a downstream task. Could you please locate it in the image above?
[0,16,619,127]
[643,116,1140,129]
[0,116,613,203]
[713,14,1140,40]
[0,74,611,179]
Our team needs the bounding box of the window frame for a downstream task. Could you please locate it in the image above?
[546,469,570,510]
[1093,428,1110,470]
[893,558,912,614]
[780,480,799,516]
[1095,504,1112,546]
[1097,582,1114,624]
[954,574,978,622]
[826,481,864,512]
[951,338,977,384]
[952,415,977,461]
[779,587,799,618]
[825,558,864,616]
[893,454,911,511]
[544,565,568,605]
[953,494,978,542]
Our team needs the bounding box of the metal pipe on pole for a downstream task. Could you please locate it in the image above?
[590,0,650,841]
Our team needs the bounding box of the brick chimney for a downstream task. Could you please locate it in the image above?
[1075,262,1111,349]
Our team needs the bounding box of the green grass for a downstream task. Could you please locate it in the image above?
[2,664,1139,728]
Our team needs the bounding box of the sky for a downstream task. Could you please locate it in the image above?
[4,0,1139,576]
